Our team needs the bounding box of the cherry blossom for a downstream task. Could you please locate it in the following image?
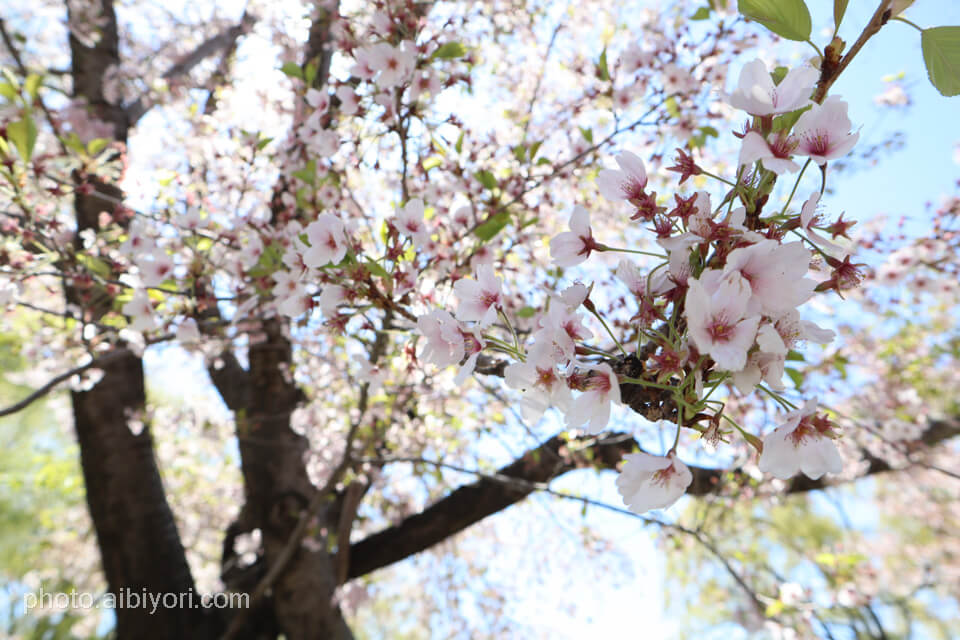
[721,240,815,315]
[136,250,175,287]
[354,354,387,393]
[758,399,843,480]
[504,341,572,421]
[395,198,430,246]
[453,264,503,327]
[738,131,800,175]
[615,452,693,514]
[417,310,465,368]
[369,41,416,88]
[176,318,201,346]
[793,96,860,165]
[565,363,621,434]
[800,192,849,257]
[685,273,761,372]
[597,150,649,203]
[318,284,346,317]
[303,214,348,269]
[728,59,818,116]
[121,290,157,333]
[550,206,600,267]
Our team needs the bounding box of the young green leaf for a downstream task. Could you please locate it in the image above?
[833,0,849,30]
[738,0,812,42]
[692,6,711,20]
[473,211,510,242]
[6,116,37,161]
[433,42,467,60]
[474,169,497,191]
[597,48,610,82]
[364,259,391,279]
[280,62,304,79]
[921,26,960,97]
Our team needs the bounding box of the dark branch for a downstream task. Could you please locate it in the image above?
[348,417,960,579]
[0,350,126,418]
[125,13,256,124]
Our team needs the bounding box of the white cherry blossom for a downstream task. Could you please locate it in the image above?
[597,151,648,202]
[793,96,860,165]
[728,59,817,116]
[396,198,430,246]
[721,240,815,315]
[121,289,157,333]
[303,214,348,269]
[616,452,693,514]
[758,399,843,480]
[550,206,600,267]
[453,264,503,327]
[685,273,761,372]
[565,363,621,434]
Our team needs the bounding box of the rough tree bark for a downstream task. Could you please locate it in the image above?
[211,4,353,639]
[65,1,218,638]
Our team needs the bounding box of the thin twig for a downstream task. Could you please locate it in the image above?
[0,350,126,418]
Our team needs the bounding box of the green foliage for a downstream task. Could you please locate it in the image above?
[280,61,303,79]
[692,7,711,21]
[738,0,812,42]
[833,0,849,31]
[432,42,467,60]
[921,26,960,97]
[597,47,610,82]
[6,115,37,161]
[473,210,510,242]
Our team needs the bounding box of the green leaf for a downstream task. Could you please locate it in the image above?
[692,6,711,20]
[86,138,108,156]
[511,145,526,163]
[473,211,510,242]
[0,81,16,101]
[516,306,537,318]
[597,48,610,82]
[785,367,804,389]
[422,155,443,171]
[76,253,111,280]
[772,105,810,133]
[304,60,318,87]
[292,159,317,186]
[6,116,37,161]
[579,126,593,143]
[528,140,543,160]
[771,66,789,85]
[455,131,464,154]
[474,169,497,190]
[256,136,273,151]
[433,42,467,60]
[280,62,304,79]
[921,26,960,97]
[738,0,812,42]
[364,259,390,279]
[833,0,849,29]
[24,73,42,101]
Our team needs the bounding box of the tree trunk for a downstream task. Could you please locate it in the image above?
[66,2,217,637]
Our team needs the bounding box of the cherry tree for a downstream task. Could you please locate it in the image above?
[1,0,959,638]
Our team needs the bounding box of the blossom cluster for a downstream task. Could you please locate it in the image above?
[415,59,863,514]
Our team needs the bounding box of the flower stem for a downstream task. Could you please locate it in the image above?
[779,158,812,216]
[600,245,667,259]
[588,306,628,356]
[757,384,797,410]
[891,16,923,32]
